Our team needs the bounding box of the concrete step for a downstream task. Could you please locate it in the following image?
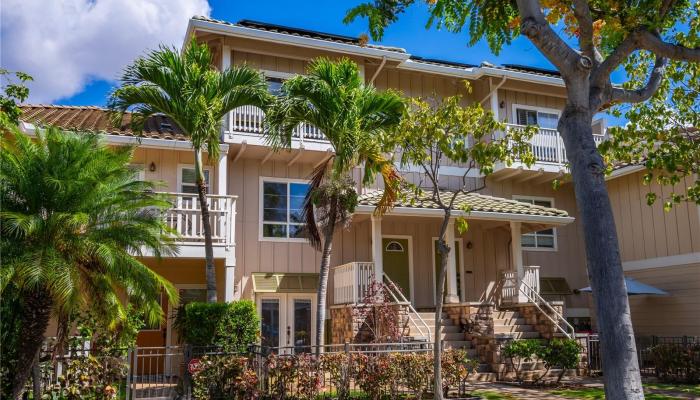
[442,340,474,351]
[440,325,461,333]
[417,312,447,319]
[440,332,466,341]
[493,324,535,334]
[493,317,527,325]
[419,318,454,325]
[494,331,540,339]
[493,310,522,319]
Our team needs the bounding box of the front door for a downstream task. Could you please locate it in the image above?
[257,293,316,353]
[382,238,411,300]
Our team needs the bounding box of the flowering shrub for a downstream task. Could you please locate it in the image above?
[266,353,296,399]
[395,352,433,399]
[353,353,397,400]
[191,355,258,399]
[294,353,321,400]
[650,343,700,383]
[441,349,478,396]
[320,352,351,400]
[49,355,125,400]
[352,280,407,343]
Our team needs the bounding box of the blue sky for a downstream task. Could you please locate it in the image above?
[51,0,624,123]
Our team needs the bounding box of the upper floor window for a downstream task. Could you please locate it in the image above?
[179,166,210,194]
[515,106,558,130]
[266,77,284,96]
[514,196,557,251]
[261,179,310,240]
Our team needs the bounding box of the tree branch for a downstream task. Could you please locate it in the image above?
[638,30,700,62]
[591,32,640,86]
[572,0,598,64]
[611,56,668,104]
[516,0,589,73]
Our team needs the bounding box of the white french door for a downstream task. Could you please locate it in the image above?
[257,293,316,353]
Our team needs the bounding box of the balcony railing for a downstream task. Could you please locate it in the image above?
[224,105,326,142]
[504,124,606,166]
[332,261,375,304]
[160,192,236,247]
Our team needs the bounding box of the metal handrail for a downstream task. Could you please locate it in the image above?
[517,278,576,339]
[382,273,432,341]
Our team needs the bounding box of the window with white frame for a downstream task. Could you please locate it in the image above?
[515,107,559,129]
[179,166,210,194]
[266,77,284,96]
[514,196,557,250]
[261,180,310,240]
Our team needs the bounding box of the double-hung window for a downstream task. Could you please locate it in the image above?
[261,179,310,240]
[179,166,210,194]
[514,196,557,250]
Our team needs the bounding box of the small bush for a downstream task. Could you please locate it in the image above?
[175,300,259,351]
[321,352,352,400]
[395,352,433,400]
[502,339,540,383]
[191,355,258,399]
[650,343,700,383]
[535,338,580,383]
[353,353,397,400]
[442,348,479,396]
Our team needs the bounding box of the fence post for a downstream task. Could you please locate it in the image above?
[183,344,193,400]
[125,348,133,400]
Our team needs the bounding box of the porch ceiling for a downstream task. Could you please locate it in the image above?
[355,189,575,229]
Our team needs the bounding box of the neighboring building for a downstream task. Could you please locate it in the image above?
[19,17,696,365]
[606,166,700,337]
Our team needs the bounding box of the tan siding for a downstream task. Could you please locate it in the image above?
[608,171,700,262]
[627,264,700,336]
[497,88,566,123]
[132,148,220,193]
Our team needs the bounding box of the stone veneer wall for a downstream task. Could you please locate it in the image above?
[329,303,410,344]
[511,302,565,339]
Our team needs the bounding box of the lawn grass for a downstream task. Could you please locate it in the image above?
[471,390,518,400]
[550,385,698,400]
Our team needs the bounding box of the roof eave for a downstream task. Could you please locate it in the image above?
[397,59,482,79]
[188,18,410,62]
[354,204,575,225]
[479,66,564,87]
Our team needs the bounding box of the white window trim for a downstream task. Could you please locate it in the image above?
[177,164,212,194]
[261,70,297,80]
[513,195,558,252]
[511,103,561,126]
[259,177,310,243]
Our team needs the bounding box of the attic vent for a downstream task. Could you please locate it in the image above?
[252,273,319,293]
[160,122,173,132]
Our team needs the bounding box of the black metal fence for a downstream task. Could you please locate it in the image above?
[584,335,700,382]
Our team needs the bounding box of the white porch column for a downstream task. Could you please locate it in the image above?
[222,45,231,70]
[371,215,384,282]
[224,261,236,302]
[217,152,228,195]
[510,221,526,303]
[445,218,460,304]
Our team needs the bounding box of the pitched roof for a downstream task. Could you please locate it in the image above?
[19,105,188,141]
[358,189,570,218]
[192,16,406,54]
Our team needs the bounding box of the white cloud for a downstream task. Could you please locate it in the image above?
[0,0,211,103]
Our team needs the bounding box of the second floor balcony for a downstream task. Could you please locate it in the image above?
[161,192,236,249]
[223,106,327,144]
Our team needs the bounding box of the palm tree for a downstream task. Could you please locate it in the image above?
[265,57,405,353]
[109,39,271,302]
[0,126,178,399]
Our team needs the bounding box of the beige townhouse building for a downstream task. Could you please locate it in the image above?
[20,17,699,364]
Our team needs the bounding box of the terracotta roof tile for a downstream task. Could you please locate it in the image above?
[358,189,570,217]
[19,105,189,141]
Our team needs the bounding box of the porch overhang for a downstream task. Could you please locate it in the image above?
[355,189,575,231]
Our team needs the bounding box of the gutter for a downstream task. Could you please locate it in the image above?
[369,56,387,85]
[187,19,410,62]
[354,204,575,226]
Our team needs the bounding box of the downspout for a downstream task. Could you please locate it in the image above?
[369,56,387,85]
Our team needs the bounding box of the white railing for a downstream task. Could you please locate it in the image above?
[160,192,236,248]
[225,106,326,142]
[504,124,606,166]
[499,266,575,338]
[332,261,375,304]
[382,273,432,341]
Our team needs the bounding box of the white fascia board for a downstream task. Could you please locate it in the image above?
[189,19,410,62]
[397,59,482,79]
[20,121,229,154]
[606,164,645,180]
[623,252,700,271]
[479,67,565,87]
[354,204,575,225]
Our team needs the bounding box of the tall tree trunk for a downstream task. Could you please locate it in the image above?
[12,290,52,400]
[559,107,644,399]
[315,226,335,356]
[433,213,451,400]
[195,149,217,303]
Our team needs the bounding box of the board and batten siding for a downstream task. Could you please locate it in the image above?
[132,148,220,193]
[607,171,700,262]
[626,263,700,336]
[496,88,567,123]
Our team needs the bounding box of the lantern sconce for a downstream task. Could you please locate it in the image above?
[149,162,157,172]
